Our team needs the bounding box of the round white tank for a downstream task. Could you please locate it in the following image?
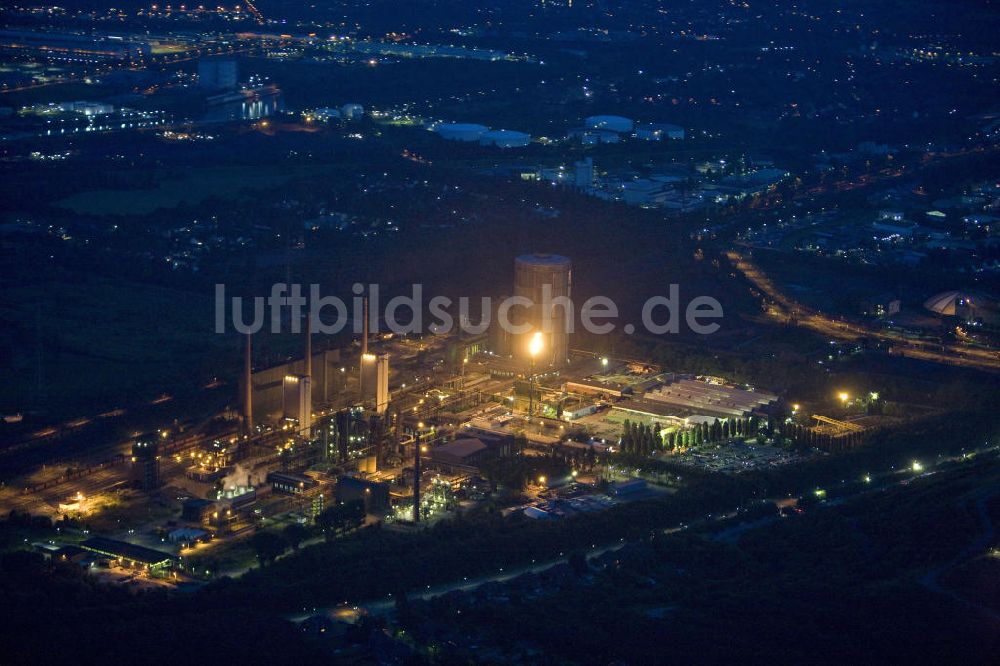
[435,123,489,141]
[479,129,531,148]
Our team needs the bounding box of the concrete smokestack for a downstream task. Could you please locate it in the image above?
[243,333,253,436]
[359,296,369,402]
[362,296,369,356]
[304,306,312,379]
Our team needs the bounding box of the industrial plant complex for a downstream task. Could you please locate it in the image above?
[2,251,813,584]
[2,0,999,662]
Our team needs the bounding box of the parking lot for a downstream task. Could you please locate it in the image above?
[670,439,804,473]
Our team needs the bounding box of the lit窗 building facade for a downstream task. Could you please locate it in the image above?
[512,253,572,368]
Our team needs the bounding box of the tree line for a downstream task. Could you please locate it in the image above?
[618,416,760,455]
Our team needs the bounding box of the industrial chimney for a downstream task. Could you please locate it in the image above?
[243,333,253,436]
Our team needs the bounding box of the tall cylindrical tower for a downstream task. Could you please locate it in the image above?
[513,253,572,367]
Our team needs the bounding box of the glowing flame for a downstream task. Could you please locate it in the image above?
[529,332,544,358]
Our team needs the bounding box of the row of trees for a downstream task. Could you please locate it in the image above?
[620,416,761,455]
[783,422,867,452]
[619,421,663,456]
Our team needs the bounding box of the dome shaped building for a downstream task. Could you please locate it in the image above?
[434,123,489,141]
[479,129,531,148]
[924,291,1000,326]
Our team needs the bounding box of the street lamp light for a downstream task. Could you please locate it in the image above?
[528,332,543,417]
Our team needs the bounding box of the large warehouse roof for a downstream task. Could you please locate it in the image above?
[643,379,777,418]
[80,537,176,567]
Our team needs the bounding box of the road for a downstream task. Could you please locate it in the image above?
[728,251,1000,372]
[291,445,998,624]
[288,537,636,623]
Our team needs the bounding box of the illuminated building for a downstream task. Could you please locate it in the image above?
[0,29,151,63]
[282,374,312,436]
[130,436,160,490]
[79,537,176,577]
[513,253,572,367]
[268,471,319,495]
[308,493,325,520]
[242,348,344,423]
[375,354,390,413]
[333,406,365,463]
[360,352,390,414]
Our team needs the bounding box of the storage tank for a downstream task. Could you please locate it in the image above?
[435,122,489,141]
[513,253,572,367]
[479,129,531,148]
[585,115,633,133]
